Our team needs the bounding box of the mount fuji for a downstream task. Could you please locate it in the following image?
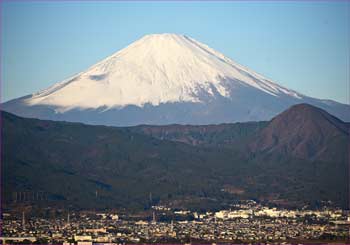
[3,33,350,126]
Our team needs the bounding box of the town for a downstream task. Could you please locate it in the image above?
[2,201,349,244]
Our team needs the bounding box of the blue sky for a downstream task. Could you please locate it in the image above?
[1,1,349,104]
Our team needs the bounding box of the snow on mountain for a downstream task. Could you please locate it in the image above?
[24,34,302,111]
[2,33,350,125]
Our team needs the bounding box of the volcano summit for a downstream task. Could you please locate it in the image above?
[3,33,349,125]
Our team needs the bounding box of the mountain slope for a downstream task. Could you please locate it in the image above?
[131,103,349,162]
[249,103,349,162]
[5,34,302,110]
[1,111,247,210]
[128,121,268,147]
[2,104,349,210]
[2,34,350,125]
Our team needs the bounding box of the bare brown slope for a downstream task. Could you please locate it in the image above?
[249,103,349,161]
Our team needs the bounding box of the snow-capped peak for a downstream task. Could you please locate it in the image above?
[26,33,302,111]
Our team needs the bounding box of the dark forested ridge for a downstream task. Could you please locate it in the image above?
[2,104,349,211]
[128,121,268,147]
